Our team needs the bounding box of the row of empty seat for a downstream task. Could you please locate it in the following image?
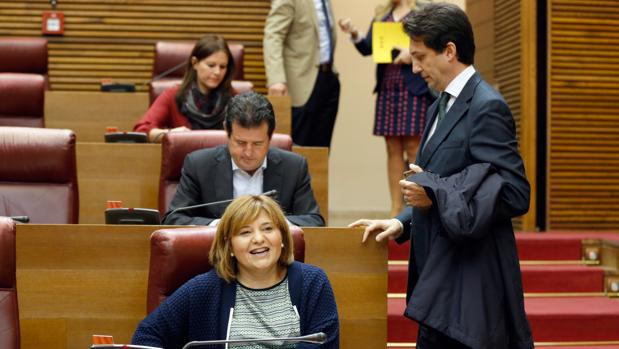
[0,38,48,128]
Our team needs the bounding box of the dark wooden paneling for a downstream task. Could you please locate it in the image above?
[548,0,619,230]
[0,0,270,92]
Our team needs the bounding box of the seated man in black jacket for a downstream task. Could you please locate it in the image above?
[163,92,324,227]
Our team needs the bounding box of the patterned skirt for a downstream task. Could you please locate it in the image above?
[374,65,432,137]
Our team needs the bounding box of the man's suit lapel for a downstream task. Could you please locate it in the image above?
[419,73,481,169]
[214,146,234,200]
[262,148,283,194]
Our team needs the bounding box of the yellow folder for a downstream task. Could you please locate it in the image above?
[372,22,410,64]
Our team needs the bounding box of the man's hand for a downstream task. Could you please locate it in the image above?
[348,218,403,243]
[268,83,288,96]
[338,18,359,40]
[400,164,432,209]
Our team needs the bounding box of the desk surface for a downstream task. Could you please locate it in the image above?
[16,225,386,349]
[76,142,328,224]
[45,91,291,142]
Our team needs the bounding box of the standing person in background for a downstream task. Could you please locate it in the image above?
[134,34,236,142]
[338,0,434,217]
[263,0,340,148]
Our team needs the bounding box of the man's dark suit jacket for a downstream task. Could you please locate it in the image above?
[163,145,324,227]
[395,72,534,348]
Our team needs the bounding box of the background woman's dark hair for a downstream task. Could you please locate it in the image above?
[403,2,475,65]
[175,34,235,108]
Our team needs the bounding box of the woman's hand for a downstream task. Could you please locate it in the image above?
[170,126,190,133]
[338,18,359,41]
[149,126,190,143]
[393,47,412,65]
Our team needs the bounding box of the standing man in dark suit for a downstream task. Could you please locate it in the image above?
[350,3,534,348]
[164,92,324,227]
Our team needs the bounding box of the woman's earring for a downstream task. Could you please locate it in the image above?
[230,252,234,258]
[281,243,284,248]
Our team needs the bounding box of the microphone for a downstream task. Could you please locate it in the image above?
[102,57,186,93]
[141,60,187,88]
[181,332,327,348]
[9,216,29,223]
[161,190,278,224]
[90,332,326,349]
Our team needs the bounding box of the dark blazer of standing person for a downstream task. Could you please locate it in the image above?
[164,92,324,227]
[350,3,534,348]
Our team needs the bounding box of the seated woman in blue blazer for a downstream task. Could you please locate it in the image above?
[132,194,340,348]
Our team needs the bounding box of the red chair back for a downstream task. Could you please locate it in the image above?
[146,226,305,313]
[0,217,19,349]
[153,41,244,80]
[0,127,79,223]
[159,130,292,214]
[0,73,45,127]
[0,37,48,85]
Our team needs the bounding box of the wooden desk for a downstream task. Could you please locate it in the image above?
[16,225,386,349]
[45,91,291,142]
[76,143,328,224]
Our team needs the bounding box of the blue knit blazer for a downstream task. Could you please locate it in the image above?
[132,261,340,349]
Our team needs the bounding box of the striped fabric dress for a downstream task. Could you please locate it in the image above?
[373,14,431,137]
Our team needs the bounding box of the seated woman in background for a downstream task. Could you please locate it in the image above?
[132,195,340,348]
[134,34,236,142]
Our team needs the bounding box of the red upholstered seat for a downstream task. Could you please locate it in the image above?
[0,127,79,223]
[149,41,252,104]
[158,130,292,214]
[146,226,305,313]
[0,73,46,127]
[0,217,19,349]
[0,37,48,88]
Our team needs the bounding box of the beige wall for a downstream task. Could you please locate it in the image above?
[329,0,464,223]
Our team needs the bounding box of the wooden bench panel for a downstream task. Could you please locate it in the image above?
[45,91,291,139]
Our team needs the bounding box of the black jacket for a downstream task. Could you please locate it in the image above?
[403,163,533,348]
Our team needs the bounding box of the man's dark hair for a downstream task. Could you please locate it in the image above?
[403,2,475,65]
[224,92,276,138]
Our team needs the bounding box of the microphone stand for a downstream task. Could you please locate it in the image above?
[142,61,187,88]
[160,197,234,224]
[181,332,327,348]
[90,332,326,349]
[161,190,278,224]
